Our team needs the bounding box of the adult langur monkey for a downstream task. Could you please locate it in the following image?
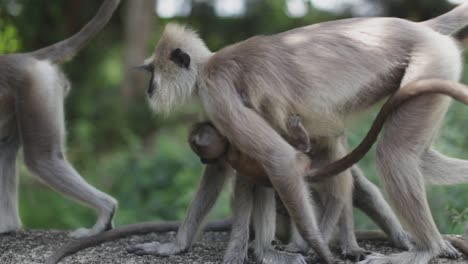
[0,0,120,238]
[46,80,468,264]
[123,2,468,263]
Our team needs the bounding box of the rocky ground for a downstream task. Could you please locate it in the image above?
[0,230,466,264]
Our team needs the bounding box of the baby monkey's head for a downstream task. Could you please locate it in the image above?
[189,122,229,164]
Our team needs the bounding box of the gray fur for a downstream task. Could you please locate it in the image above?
[422,3,468,35]
[223,176,253,264]
[351,166,412,250]
[251,186,307,264]
[0,0,120,238]
[138,3,468,264]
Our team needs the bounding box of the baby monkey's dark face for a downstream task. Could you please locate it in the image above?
[189,122,229,164]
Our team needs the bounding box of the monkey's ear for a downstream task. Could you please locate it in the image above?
[170,48,190,69]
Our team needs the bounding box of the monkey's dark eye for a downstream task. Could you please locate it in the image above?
[170,48,190,69]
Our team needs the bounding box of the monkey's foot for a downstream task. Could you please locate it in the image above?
[69,200,116,238]
[223,253,247,264]
[283,241,309,253]
[388,231,413,250]
[341,245,370,261]
[0,212,21,234]
[357,251,433,264]
[439,239,461,259]
[126,241,186,256]
[69,217,115,238]
[258,248,307,264]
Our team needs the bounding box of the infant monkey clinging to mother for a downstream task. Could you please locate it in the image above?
[188,117,410,262]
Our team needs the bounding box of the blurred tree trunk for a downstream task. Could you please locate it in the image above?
[122,0,156,103]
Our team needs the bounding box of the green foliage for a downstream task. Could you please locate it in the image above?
[0,19,21,53]
[5,0,468,236]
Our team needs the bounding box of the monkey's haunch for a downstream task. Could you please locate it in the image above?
[307,79,468,182]
[45,218,231,264]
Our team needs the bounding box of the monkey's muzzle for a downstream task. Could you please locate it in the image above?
[133,64,155,97]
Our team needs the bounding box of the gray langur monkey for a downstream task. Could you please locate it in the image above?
[0,0,120,238]
[127,4,468,264]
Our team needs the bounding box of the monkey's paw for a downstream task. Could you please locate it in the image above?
[0,212,21,234]
[341,246,370,261]
[439,239,461,259]
[357,251,433,264]
[283,241,309,254]
[389,231,413,250]
[126,241,186,256]
[223,254,247,264]
[259,248,307,264]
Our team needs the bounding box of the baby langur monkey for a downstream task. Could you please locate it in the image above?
[0,0,120,238]
[189,115,310,184]
[188,119,410,262]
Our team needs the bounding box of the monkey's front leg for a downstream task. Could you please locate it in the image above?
[127,162,231,256]
[268,156,333,264]
[223,175,254,264]
[0,123,20,234]
[338,199,370,261]
[252,186,307,264]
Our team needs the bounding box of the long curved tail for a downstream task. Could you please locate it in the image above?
[45,218,231,264]
[31,0,120,64]
[307,79,468,183]
[422,3,468,35]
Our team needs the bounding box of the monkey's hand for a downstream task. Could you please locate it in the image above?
[126,241,187,256]
[439,239,461,259]
[341,246,370,262]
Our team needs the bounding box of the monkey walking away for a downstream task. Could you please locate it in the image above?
[0,0,120,238]
[125,2,468,264]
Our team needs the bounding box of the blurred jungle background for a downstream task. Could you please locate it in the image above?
[0,0,467,234]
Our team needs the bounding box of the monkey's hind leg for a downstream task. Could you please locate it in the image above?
[17,61,117,238]
[359,33,463,264]
[352,166,412,250]
[0,119,21,234]
[252,186,306,264]
[366,96,456,264]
